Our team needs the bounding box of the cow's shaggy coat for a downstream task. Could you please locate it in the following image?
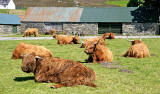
[21,54,96,88]
[11,43,53,59]
[123,40,150,58]
[44,29,56,35]
[23,28,39,37]
[84,39,113,63]
[53,34,80,44]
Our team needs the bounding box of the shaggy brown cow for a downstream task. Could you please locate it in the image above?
[81,32,115,48]
[84,39,113,63]
[53,34,80,44]
[123,40,150,58]
[21,54,96,88]
[44,29,56,35]
[23,28,39,37]
[11,43,53,59]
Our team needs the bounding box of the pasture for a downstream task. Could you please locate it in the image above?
[0,39,160,94]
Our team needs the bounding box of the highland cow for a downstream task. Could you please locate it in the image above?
[81,32,115,48]
[23,28,39,37]
[53,34,80,44]
[44,29,56,35]
[123,40,150,58]
[84,39,113,63]
[11,43,53,59]
[21,54,96,88]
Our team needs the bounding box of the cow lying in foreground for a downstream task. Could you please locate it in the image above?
[21,54,96,88]
[81,32,115,48]
[44,29,56,35]
[11,43,53,59]
[53,34,80,44]
[84,39,113,63]
[23,28,39,37]
[123,40,150,58]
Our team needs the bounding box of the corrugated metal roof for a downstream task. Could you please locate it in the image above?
[22,7,83,22]
[0,14,21,24]
[22,7,158,23]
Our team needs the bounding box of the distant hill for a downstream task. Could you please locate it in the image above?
[14,0,121,7]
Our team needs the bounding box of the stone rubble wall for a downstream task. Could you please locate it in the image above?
[0,25,13,33]
[122,23,158,36]
[63,23,98,35]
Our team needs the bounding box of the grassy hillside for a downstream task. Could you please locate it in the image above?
[0,39,160,94]
[0,9,26,15]
[105,0,129,7]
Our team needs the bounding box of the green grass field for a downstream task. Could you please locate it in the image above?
[105,0,129,7]
[0,39,160,94]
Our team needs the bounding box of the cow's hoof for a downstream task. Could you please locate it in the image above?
[50,86,57,89]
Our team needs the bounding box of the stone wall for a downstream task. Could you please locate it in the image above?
[63,23,98,35]
[20,22,45,34]
[122,23,158,35]
[0,25,13,33]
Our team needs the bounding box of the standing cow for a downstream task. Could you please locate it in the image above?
[84,39,113,63]
[21,54,96,88]
[23,28,39,37]
[44,29,56,35]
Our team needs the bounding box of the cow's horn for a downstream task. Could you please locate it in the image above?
[35,56,41,59]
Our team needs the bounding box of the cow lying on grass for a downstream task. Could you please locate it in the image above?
[123,40,150,58]
[11,43,53,59]
[53,34,80,44]
[21,54,96,88]
[44,29,56,35]
[23,28,39,37]
[84,39,113,63]
[81,32,115,48]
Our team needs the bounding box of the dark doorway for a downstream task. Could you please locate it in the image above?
[98,23,122,34]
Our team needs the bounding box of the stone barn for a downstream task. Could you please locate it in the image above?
[21,7,159,35]
[0,14,21,34]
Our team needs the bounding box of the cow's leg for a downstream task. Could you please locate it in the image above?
[51,83,63,89]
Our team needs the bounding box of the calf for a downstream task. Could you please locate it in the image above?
[44,29,56,35]
[21,54,96,88]
[84,39,113,63]
[123,40,150,58]
[11,43,53,59]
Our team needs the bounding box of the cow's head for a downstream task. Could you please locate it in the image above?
[53,34,57,39]
[73,36,80,44]
[102,33,110,39]
[21,53,42,73]
[11,50,20,59]
[84,39,105,54]
[131,40,142,45]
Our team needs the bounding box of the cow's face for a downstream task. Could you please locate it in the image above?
[102,33,110,39]
[84,44,95,54]
[53,34,57,38]
[11,50,19,59]
[131,40,141,45]
[73,36,79,44]
[21,54,37,73]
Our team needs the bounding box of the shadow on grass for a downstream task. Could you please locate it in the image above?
[14,76,34,82]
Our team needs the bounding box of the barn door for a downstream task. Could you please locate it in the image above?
[12,26,17,33]
[98,23,122,34]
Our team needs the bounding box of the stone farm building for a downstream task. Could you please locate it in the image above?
[21,7,160,35]
[0,14,21,33]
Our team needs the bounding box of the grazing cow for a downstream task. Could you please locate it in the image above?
[84,39,113,63]
[23,28,39,37]
[11,43,53,59]
[21,54,96,88]
[80,32,115,48]
[123,40,150,58]
[53,34,80,44]
[44,29,56,35]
